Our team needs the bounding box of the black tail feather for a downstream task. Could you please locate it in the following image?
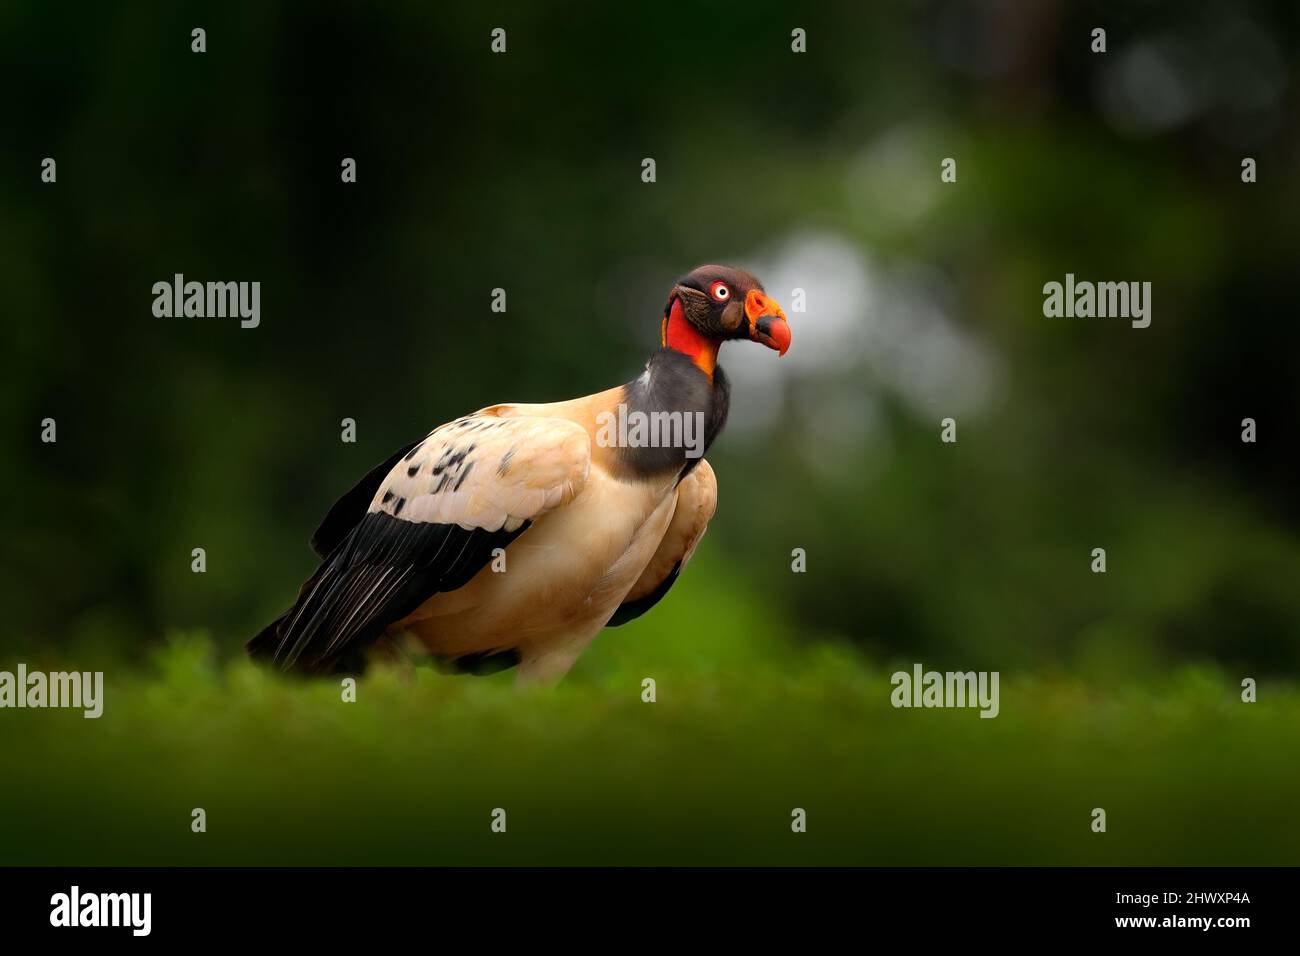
[247,612,288,662]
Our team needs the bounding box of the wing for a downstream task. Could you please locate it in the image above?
[253,410,591,673]
[606,458,717,627]
[309,439,421,557]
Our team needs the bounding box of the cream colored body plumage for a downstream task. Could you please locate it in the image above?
[249,265,788,682]
[388,396,717,682]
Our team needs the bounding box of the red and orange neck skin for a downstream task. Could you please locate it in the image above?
[661,296,719,378]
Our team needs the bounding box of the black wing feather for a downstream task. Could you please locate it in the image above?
[605,560,682,628]
[309,439,422,557]
[259,511,528,674]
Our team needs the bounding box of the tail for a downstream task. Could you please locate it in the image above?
[247,612,289,663]
[246,610,370,675]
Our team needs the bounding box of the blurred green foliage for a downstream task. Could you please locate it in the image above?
[2,627,1297,865]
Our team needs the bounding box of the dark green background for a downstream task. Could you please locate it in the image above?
[1,1,1297,865]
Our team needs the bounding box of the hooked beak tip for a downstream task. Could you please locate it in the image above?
[744,289,791,355]
[769,317,792,356]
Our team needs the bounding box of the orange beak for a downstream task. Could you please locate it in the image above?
[744,289,791,356]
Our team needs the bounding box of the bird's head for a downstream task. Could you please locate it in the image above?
[661,264,791,375]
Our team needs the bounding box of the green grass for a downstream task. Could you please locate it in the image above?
[3,617,1297,866]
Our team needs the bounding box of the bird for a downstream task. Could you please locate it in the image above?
[248,264,791,683]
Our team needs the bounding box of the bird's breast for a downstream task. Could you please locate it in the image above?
[393,465,678,656]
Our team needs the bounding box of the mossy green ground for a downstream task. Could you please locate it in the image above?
[3,572,1295,866]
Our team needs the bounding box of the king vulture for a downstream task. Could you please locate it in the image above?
[248,265,791,683]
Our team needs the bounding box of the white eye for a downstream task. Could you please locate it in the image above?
[711,282,730,301]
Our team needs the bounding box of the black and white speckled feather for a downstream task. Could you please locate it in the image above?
[370,413,590,533]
